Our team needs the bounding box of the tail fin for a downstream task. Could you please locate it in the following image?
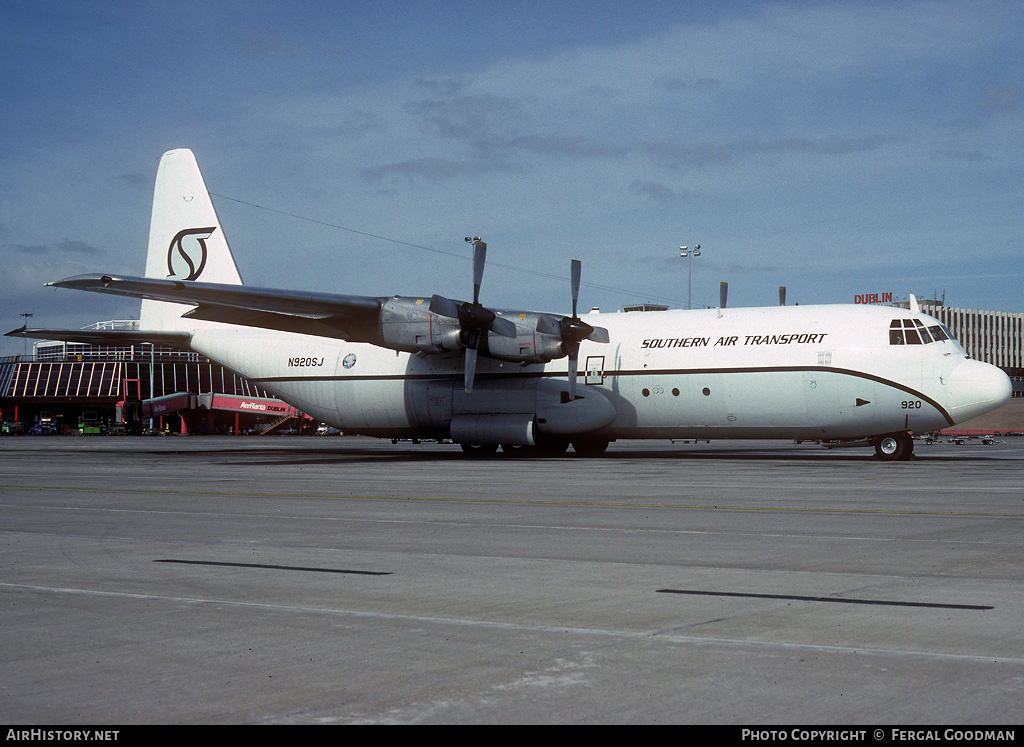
[140,149,243,330]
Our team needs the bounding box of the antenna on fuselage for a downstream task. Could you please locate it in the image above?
[779,286,786,306]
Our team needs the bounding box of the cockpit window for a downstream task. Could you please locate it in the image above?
[939,323,969,356]
[890,318,957,348]
[889,319,904,345]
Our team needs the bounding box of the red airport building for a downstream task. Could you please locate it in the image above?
[1,321,315,435]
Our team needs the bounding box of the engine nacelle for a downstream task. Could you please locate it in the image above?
[374,297,568,364]
[479,311,566,364]
[377,296,462,355]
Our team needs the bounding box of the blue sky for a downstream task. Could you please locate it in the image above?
[2,0,1022,357]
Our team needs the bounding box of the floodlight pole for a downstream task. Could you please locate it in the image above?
[679,245,701,310]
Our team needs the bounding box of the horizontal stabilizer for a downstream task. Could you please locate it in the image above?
[5,326,192,349]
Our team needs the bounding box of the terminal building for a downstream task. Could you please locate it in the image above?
[0,321,313,435]
[2,298,1022,435]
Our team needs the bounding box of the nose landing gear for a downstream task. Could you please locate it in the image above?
[873,432,914,461]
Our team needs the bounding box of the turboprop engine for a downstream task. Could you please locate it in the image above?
[369,239,608,395]
[376,297,569,364]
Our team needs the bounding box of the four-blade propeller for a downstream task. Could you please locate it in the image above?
[537,259,609,401]
[432,238,608,398]
[429,238,515,393]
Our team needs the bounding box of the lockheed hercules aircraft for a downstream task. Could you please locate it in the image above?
[10,150,1012,459]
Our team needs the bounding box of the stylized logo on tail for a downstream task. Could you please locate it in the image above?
[167,227,216,280]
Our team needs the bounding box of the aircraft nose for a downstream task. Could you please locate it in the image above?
[945,360,1012,424]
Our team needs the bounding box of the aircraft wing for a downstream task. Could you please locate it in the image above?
[42,251,609,394]
[46,274,386,341]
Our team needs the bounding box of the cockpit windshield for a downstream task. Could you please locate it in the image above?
[889,318,967,355]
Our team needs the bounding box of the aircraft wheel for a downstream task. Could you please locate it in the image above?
[460,443,498,457]
[572,438,609,458]
[873,432,913,461]
[500,443,533,457]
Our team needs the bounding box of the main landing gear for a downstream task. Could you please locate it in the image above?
[459,437,610,458]
[873,432,914,461]
[459,443,498,456]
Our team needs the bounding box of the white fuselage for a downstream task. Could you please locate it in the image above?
[188,303,1012,443]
